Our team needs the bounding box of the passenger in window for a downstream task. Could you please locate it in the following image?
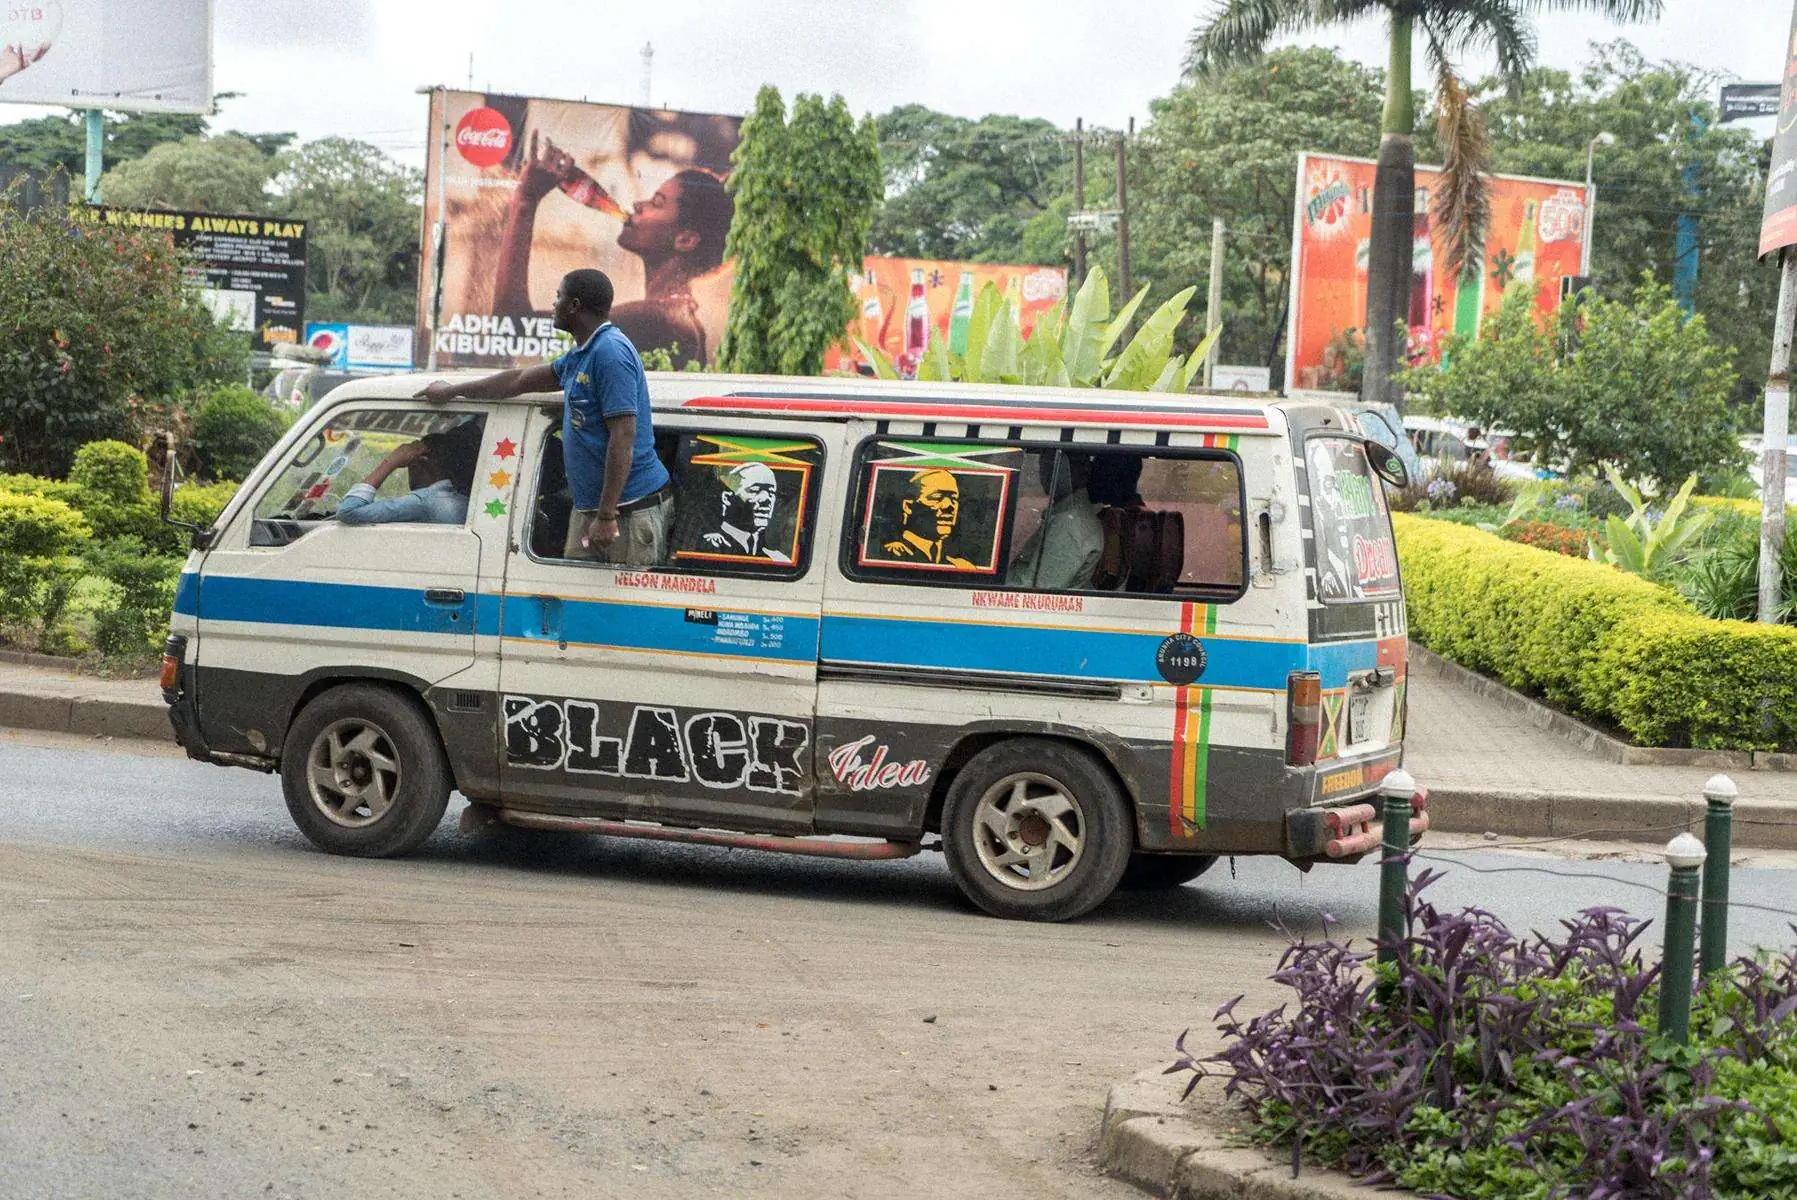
[881,470,974,568]
[1089,453,1144,509]
[1008,453,1103,590]
[417,268,673,565]
[337,419,482,526]
[700,462,790,563]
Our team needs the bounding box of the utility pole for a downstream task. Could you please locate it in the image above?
[1204,217,1225,389]
[1759,248,1796,624]
[1115,118,1132,302]
[1073,118,1087,288]
[83,109,103,204]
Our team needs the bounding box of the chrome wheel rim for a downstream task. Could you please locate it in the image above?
[970,771,1085,891]
[306,718,401,829]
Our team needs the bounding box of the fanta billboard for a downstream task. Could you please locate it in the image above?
[825,257,1068,377]
[1285,152,1589,391]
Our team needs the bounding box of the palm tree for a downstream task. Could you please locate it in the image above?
[1187,0,1660,411]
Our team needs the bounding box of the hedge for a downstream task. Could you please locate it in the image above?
[1395,513,1797,751]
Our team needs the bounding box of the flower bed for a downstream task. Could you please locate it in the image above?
[1395,514,1797,751]
[1170,872,1797,1199]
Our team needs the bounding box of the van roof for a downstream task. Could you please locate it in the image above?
[329,372,1296,436]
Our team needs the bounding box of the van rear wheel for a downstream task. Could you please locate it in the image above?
[1118,853,1217,890]
[940,739,1132,922]
[281,684,450,858]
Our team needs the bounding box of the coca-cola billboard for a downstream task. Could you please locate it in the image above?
[419,89,741,370]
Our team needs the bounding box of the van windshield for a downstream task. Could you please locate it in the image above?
[1304,436,1399,603]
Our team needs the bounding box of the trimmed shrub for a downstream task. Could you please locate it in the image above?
[168,480,242,530]
[84,537,183,658]
[1395,513,1797,750]
[0,490,91,629]
[191,386,290,482]
[67,439,159,544]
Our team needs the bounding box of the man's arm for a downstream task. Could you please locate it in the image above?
[492,132,566,315]
[337,442,430,524]
[416,363,558,403]
[579,413,637,551]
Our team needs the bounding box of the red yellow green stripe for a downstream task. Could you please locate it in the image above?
[1169,601,1217,836]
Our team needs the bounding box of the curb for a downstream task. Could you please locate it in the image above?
[1101,1067,1375,1199]
[1408,644,1796,772]
[0,687,170,743]
[1425,788,1797,851]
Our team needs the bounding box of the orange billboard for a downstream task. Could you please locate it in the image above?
[1286,152,1589,391]
[826,257,1068,377]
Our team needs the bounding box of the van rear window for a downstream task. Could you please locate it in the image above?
[1304,436,1399,602]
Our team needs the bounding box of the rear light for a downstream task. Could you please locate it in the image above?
[160,634,186,696]
[1287,670,1322,765]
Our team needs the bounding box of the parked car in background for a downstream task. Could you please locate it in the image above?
[1403,415,1543,482]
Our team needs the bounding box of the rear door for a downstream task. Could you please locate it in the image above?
[496,409,841,834]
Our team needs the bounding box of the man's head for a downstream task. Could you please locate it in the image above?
[718,462,778,532]
[901,469,961,541]
[618,169,733,274]
[552,268,614,336]
[413,419,483,494]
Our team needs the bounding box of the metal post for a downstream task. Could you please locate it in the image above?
[1673,112,1706,314]
[1580,132,1613,281]
[1204,217,1224,390]
[1376,768,1417,976]
[1761,250,1797,624]
[1115,118,1132,303]
[83,109,104,204]
[1073,118,1087,289]
[1700,774,1737,980]
[1658,833,1706,1045]
[424,88,450,373]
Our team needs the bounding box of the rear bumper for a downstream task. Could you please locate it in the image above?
[1286,762,1429,861]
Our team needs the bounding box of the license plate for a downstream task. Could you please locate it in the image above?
[1347,693,1371,744]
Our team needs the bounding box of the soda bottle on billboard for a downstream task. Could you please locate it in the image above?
[557,160,624,219]
[1452,234,1488,341]
[901,267,928,377]
[1514,200,1538,285]
[948,270,975,356]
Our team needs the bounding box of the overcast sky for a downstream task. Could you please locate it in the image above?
[0,0,1790,162]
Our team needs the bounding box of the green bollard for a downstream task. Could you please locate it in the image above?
[1376,768,1416,975]
[1700,774,1737,981]
[1658,833,1706,1045]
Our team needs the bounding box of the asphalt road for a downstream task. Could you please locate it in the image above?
[3,728,1796,1200]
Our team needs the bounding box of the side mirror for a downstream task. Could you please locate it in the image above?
[1367,441,1409,489]
[158,432,213,550]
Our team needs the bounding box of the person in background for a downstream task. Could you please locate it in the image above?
[1008,453,1102,590]
[417,268,672,563]
[337,419,483,525]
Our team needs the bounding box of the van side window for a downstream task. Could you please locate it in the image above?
[846,439,1244,598]
[249,408,487,545]
[529,428,824,575]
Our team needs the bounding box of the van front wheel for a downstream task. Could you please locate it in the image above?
[941,739,1132,922]
[281,684,450,858]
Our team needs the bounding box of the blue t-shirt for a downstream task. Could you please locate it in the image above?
[550,324,669,510]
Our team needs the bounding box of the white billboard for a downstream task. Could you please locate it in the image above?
[0,0,212,114]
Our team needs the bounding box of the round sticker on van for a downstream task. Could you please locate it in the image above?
[1155,633,1207,685]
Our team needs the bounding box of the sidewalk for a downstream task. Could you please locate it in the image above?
[2,652,1795,847]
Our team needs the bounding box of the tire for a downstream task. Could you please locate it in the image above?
[940,738,1133,922]
[280,683,451,858]
[1118,853,1217,891]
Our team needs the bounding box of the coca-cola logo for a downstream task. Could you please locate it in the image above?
[454,106,512,168]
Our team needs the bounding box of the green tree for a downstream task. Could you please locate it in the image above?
[718,87,882,376]
[1473,41,1773,414]
[1188,0,1662,413]
[1408,276,1739,489]
[0,204,248,476]
[0,110,209,178]
[273,137,422,324]
[100,134,276,213]
[1131,47,1384,379]
[869,106,1073,265]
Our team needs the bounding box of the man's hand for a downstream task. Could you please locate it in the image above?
[415,380,461,402]
[383,442,430,470]
[582,514,620,552]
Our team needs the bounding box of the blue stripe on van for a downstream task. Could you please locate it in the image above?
[173,571,200,616]
[181,575,480,635]
[499,595,817,662]
[819,615,1378,690]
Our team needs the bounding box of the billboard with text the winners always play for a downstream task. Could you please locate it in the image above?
[419,90,740,370]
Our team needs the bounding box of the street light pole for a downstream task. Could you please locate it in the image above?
[1581,131,1614,280]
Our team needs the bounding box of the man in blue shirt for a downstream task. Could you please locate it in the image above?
[338,418,483,525]
[417,269,671,563]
